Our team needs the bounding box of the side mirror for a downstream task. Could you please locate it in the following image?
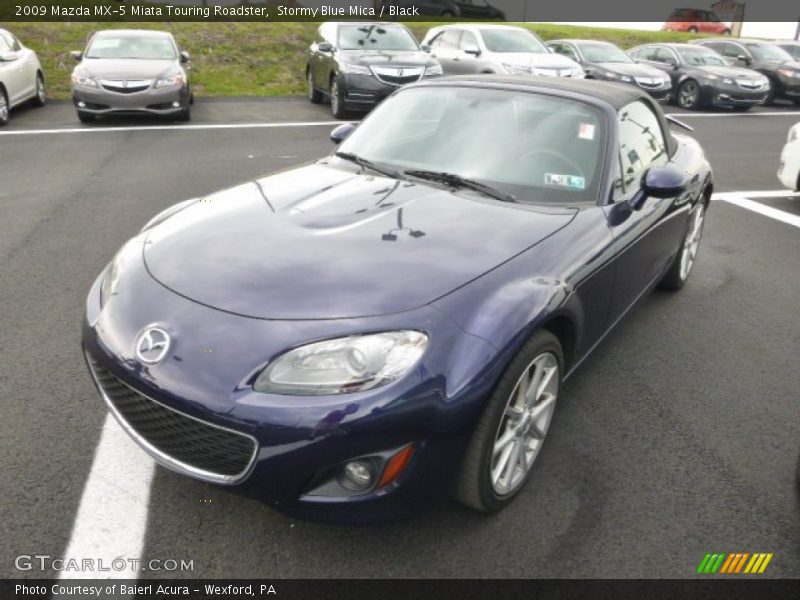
[70,50,82,61]
[0,51,19,62]
[421,44,432,53]
[330,123,356,144]
[736,54,751,65]
[180,51,190,64]
[630,165,688,209]
[318,42,334,54]
[464,46,481,57]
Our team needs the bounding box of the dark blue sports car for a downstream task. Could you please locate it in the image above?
[83,77,712,522]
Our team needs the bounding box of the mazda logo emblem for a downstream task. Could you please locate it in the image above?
[135,326,171,365]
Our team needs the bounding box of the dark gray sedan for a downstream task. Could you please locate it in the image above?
[70,29,192,123]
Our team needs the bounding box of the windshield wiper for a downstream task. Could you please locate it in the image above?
[334,152,404,180]
[404,169,516,203]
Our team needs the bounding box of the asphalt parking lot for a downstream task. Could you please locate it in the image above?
[1,97,799,580]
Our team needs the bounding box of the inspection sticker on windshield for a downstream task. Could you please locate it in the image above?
[545,173,586,190]
[578,123,596,140]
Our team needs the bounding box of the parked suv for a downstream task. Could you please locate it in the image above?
[692,38,800,105]
[421,25,583,78]
[0,28,46,126]
[306,22,442,119]
[662,8,731,34]
[628,43,770,111]
[548,39,672,100]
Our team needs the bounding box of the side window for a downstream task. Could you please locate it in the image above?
[653,48,676,64]
[429,32,445,48]
[555,44,577,60]
[459,31,478,52]
[616,101,668,198]
[634,47,655,61]
[441,30,462,50]
[0,35,10,53]
[1,32,19,52]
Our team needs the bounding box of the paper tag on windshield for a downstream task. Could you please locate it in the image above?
[545,173,586,190]
[578,123,596,140]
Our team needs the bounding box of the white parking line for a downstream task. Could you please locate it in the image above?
[0,120,343,136]
[667,111,800,118]
[59,414,155,581]
[714,191,800,229]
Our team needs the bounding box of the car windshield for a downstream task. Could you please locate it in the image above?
[579,43,633,63]
[85,34,177,60]
[677,47,726,66]
[337,87,607,204]
[480,29,547,53]
[744,43,793,62]
[338,25,418,51]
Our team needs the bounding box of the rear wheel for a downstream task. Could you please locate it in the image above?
[77,111,95,124]
[454,330,562,512]
[660,202,706,290]
[307,70,323,104]
[677,79,702,110]
[0,87,8,126]
[31,73,46,107]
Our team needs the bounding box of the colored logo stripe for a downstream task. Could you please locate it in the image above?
[698,552,773,574]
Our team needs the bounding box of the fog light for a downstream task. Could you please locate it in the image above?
[172,101,181,108]
[341,460,375,491]
[77,101,86,108]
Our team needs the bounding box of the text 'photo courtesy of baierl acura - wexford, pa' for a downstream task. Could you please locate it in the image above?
[0,1,799,599]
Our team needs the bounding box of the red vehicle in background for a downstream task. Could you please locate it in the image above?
[663,8,731,34]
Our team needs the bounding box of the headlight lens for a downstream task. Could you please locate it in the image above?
[155,73,186,88]
[340,63,372,76]
[99,258,119,308]
[503,63,532,75]
[71,74,97,88]
[424,63,443,76]
[722,78,734,85]
[777,68,800,78]
[254,331,428,395]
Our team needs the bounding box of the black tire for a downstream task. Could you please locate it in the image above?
[0,87,8,127]
[677,79,702,110]
[722,29,731,36]
[454,330,563,513]
[764,80,777,105]
[77,111,95,124]
[441,10,455,17]
[793,98,800,106]
[330,75,348,119]
[31,73,46,107]
[660,201,706,291]
[307,69,323,104]
[733,104,753,112]
[178,107,191,122]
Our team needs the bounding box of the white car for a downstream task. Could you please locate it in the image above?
[0,28,46,126]
[421,24,584,78]
[778,122,800,191]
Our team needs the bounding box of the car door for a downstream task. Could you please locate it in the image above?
[649,47,682,87]
[430,29,462,74]
[604,100,690,322]
[451,30,482,74]
[0,31,31,105]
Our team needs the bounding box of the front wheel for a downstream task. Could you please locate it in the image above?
[0,87,8,126]
[330,75,347,119]
[31,73,46,107]
[454,330,562,512]
[660,202,706,290]
[677,79,702,110]
[307,70,323,104]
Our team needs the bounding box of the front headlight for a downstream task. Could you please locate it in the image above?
[705,73,720,81]
[72,73,98,88]
[777,68,800,78]
[571,67,585,79]
[424,63,443,76]
[155,73,186,88]
[503,63,532,75]
[99,256,120,308]
[340,63,372,76]
[722,78,734,85]
[253,331,428,395]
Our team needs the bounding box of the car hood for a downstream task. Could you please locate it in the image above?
[341,50,435,67]
[142,163,576,320]
[76,58,178,79]
[501,52,579,70]
[694,64,764,78]
[594,61,665,78]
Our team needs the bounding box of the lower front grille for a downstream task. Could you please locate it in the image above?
[86,352,257,483]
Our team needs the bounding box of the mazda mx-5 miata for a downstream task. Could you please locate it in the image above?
[83,77,712,522]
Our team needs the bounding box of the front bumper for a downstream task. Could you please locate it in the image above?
[775,75,800,101]
[341,72,439,110]
[81,256,499,522]
[73,84,189,115]
[701,82,769,106]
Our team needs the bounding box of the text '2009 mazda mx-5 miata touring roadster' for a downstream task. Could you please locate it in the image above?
[83,77,712,522]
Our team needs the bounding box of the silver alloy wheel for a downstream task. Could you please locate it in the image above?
[679,204,705,281]
[679,81,699,108]
[36,76,45,104]
[331,79,339,115]
[0,92,8,123]
[490,352,559,496]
